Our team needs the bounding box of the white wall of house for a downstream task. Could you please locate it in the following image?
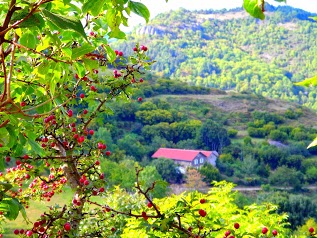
[207,153,218,167]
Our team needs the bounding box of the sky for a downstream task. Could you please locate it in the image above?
[127,0,317,27]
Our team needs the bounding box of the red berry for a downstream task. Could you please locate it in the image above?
[133,47,138,51]
[23,154,29,160]
[90,85,97,92]
[77,136,85,143]
[64,222,71,231]
[118,51,123,56]
[75,74,79,79]
[26,230,33,237]
[272,230,278,236]
[225,230,231,236]
[34,221,40,227]
[20,101,26,107]
[0,143,2,147]
[99,187,105,192]
[309,227,315,233]
[114,50,119,55]
[138,97,143,102]
[200,198,206,204]
[111,227,116,232]
[147,202,153,208]
[14,229,19,235]
[105,151,111,156]
[84,180,89,186]
[95,160,100,165]
[140,45,148,51]
[19,229,24,234]
[82,76,88,81]
[89,130,94,135]
[80,93,85,99]
[198,209,207,217]
[5,156,10,162]
[262,227,268,234]
[89,31,95,36]
[68,110,73,117]
[99,173,105,179]
[234,223,240,229]
[93,69,98,74]
[83,109,88,114]
[139,78,144,83]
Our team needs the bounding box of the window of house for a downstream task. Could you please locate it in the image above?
[200,158,204,163]
[194,159,198,165]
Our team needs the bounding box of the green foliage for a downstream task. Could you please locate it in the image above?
[121,181,290,237]
[268,166,304,191]
[228,128,238,138]
[198,163,221,184]
[243,0,265,20]
[151,158,183,184]
[114,5,317,110]
[196,120,231,152]
[269,129,288,142]
[259,192,317,230]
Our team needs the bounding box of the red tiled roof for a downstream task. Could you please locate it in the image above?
[152,148,214,162]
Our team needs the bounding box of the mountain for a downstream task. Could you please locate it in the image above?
[113,4,317,110]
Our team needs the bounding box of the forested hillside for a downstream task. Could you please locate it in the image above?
[114,4,317,109]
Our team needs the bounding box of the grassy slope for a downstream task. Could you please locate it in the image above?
[153,91,317,128]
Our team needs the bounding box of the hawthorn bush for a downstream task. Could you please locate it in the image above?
[0,0,315,237]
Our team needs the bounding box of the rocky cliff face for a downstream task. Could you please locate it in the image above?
[135,25,164,36]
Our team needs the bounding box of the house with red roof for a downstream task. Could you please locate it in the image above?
[152,148,218,170]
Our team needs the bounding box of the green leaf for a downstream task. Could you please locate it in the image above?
[74,62,86,78]
[19,203,28,222]
[0,198,20,220]
[11,11,44,29]
[61,48,72,59]
[274,0,286,2]
[20,31,36,49]
[0,158,4,172]
[28,139,45,157]
[128,1,150,23]
[6,125,17,148]
[243,0,265,20]
[41,9,87,40]
[294,75,317,87]
[309,16,317,22]
[82,0,106,16]
[83,58,99,72]
[72,43,95,60]
[105,45,116,63]
[0,182,12,192]
[308,137,317,149]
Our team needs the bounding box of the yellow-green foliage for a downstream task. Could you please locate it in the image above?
[122,181,290,237]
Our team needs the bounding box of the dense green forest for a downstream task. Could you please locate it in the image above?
[113,4,317,110]
[3,0,317,236]
[78,75,317,231]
